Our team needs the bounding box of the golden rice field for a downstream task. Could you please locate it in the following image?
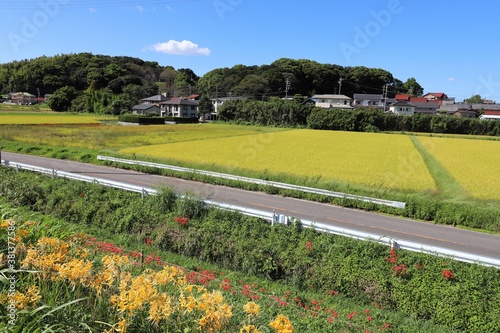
[0,112,115,124]
[121,130,438,192]
[418,136,500,200]
[0,122,283,149]
[1,116,499,199]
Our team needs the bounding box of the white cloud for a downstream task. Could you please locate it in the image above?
[135,5,146,13]
[88,7,97,13]
[448,77,458,82]
[144,39,211,56]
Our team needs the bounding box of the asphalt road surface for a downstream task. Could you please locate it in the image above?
[2,152,499,262]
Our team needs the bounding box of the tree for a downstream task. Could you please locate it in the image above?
[464,94,483,104]
[198,95,213,119]
[401,77,424,96]
[47,86,78,111]
[232,74,270,99]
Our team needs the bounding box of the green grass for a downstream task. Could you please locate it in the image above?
[409,135,468,201]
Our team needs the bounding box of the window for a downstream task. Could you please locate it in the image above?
[191,105,195,110]
[183,105,187,111]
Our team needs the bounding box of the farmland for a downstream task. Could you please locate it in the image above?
[121,130,437,193]
[0,112,115,125]
[418,136,500,200]
[1,116,499,201]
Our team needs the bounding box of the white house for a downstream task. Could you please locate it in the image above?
[312,94,353,109]
[389,101,416,116]
[353,94,384,108]
[160,98,198,118]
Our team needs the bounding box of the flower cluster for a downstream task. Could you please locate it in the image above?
[442,269,455,281]
[269,314,294,333]
[174,215,189,226]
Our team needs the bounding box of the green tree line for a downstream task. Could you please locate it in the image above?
[1,53,424,113]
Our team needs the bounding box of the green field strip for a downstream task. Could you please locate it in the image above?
[409,135,468,200]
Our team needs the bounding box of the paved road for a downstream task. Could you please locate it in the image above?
[2,152,500,261]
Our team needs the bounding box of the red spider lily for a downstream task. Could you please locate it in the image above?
[145,237,152,246]
[174,215,189,226]
[442,269,455,280]
[367,315,373,321]
[306,241,312,250]
[220,278,231,291]
[393,263,408,276]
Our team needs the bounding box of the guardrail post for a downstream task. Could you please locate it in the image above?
[51,169,56,179]
[142,188,147,198]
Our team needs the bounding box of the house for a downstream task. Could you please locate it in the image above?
[210,96,247,114]
[160,98,199,118]
[453,108,479,118]
[389,101,415,116]
[132,104,161,116]
[395,94,410,101]
[141,94,168,105]
[422,92,448,101]
[353,94,384,109]
[8,92,36,105]
[484,109,500,116]
[412,102,440,115]
[312,94,353,109]
[353,93,395,110]
[437,103,500,117]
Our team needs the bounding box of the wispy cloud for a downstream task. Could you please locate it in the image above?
[448,77,458,82]
[135,5,146,13]
[144,39,211,56]
[88,7,97,13]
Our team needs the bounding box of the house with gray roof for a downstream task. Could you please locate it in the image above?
[437,103,500,117]
[141,94,169,105]
[132,103,161,116]
[389,101,415,116]
[412,102,440,115]
[312,94,353,109]
[160,98,199,118]
[353,94,384,108]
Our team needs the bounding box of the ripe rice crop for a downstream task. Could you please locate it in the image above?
[0,112,114,125]
[121,130,437,192]
[418,136,500,200]
[0,122,285,149]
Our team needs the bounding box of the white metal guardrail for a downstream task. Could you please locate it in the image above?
[3,159,499,269]
[97,155,407,209]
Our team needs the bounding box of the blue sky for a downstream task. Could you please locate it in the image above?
[1,0,500,101]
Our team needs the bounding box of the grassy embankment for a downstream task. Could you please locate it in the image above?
[1,168,498,332]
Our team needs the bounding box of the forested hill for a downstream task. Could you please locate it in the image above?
[0,53,421,113]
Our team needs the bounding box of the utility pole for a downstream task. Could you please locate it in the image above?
[338,77,343,95]
[383,83,389,112]
[285,78,291,99]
